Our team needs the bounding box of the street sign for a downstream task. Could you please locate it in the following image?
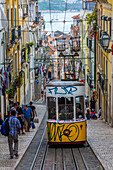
[36,79,39,84]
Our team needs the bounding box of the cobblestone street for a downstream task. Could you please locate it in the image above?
[0,102,46,170]
[88,119,113,170]
[0,104,113,170]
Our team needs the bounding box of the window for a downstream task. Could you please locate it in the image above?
[48,97,56,119]
[58,97,74,120]
[75,96,84,119]
[11,7,13,28]
[14,6,17,28]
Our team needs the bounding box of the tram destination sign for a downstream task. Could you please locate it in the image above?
[47,86,85,97]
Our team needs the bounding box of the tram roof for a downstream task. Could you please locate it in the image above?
[46,80,84,87]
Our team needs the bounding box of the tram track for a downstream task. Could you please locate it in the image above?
[16,115,105,170]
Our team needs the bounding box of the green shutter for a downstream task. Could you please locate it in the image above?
[12,28,15,44]
[15,8,16,28]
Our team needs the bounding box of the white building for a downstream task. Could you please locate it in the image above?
[0,1,8,119]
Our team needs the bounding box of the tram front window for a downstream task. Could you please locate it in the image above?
[75,96,84,119]
[48,97,56,120]
[58,97,74,120]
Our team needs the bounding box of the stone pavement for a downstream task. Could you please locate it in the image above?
[0,102,113,170]
[0,101,46,170]
[88,119,113,170]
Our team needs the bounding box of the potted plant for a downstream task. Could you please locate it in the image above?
[16,75,23,87]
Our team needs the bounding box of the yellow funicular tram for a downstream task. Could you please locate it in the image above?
[46,79,87,145]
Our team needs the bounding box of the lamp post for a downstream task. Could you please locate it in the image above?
[100,31,110,50]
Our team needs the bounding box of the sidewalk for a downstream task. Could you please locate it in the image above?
[0,101,46,170]
[88,119,113,170]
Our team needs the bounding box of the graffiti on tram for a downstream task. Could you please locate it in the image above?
[47,123,80,142]
[48,86,77,95]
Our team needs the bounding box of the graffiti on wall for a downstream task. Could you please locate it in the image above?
[47,123,80,142]
[48,86,77,95]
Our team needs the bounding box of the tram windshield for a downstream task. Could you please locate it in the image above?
[48,97,56,119]
[58,97,74,120]
[75,96,84,119]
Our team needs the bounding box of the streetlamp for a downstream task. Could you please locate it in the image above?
[100,31,110,49]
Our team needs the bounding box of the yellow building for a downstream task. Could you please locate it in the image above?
[94,0,112,124]
[5,0,30,109]
[80,1,96,99]
[5,0,21,108]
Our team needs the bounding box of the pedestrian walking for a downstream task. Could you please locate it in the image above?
[22,105,33,132]
[90,96,96,112]
[29,101,37,121]
[16,102,25,134]
[8,110,21,159]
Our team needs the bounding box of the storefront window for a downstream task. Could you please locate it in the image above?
[48,97,56,119]
[75,96,84,119]
[58,97,74,120]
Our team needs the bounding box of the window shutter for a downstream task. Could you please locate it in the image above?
[15,7,16,28]
[11,7,13,28]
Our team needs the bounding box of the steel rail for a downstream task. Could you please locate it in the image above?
[30,125,47,170]
[39,143,48,170]
[78,148,90,170]
[71,148,79,170]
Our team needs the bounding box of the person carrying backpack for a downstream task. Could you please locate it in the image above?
[8,110,21,159]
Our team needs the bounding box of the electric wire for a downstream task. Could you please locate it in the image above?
[63,0,67,34]
[49,0,53,33]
